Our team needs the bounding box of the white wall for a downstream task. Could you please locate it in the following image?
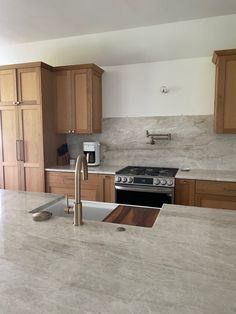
[102,57,215,117]
[0,14,236,66]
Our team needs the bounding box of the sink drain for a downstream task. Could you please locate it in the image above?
[116,226,126,232]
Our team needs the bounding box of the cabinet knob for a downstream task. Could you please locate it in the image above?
[68,130,71,134]
[71,130,75,133]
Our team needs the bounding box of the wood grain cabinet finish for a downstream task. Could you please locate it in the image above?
[54,64,104,134]
[45,171,115,203]
[175,178,236,210]
[175,179,196,206]
[195,180,236,210]
[0,62,65,192]
[102,175,115,203]
[213,49,236,133]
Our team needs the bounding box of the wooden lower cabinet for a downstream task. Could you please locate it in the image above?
[175,178,236,210]
[102,175,115,203]
[45,171,115,203]
[175,179,195,206]
[195,194,236,210]
[195,180,236,210]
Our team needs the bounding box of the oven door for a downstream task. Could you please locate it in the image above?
[115,184,174,207]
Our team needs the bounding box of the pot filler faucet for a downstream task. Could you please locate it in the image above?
[74,154,88,226]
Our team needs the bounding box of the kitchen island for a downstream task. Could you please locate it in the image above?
[0,189,235,314]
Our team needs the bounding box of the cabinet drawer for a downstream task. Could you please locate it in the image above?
[196,180,236,196]
[46,172,74,187]
[195,194,236,210]
[81,174,100,187]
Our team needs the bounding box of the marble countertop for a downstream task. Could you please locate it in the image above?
[45,165,236,182]
[176,168,236,182]
[45,164,118,175]
[0,189,235,314]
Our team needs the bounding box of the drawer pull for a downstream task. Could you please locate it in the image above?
[224,189,236,193]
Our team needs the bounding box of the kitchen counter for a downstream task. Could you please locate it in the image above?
[45,164,118,175]
[46,165,236,183]
[0,189,236,313]
[176,168,236,182]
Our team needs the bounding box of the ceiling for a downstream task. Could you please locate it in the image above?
[1,0,236,45]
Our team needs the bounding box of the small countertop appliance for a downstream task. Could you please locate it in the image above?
[83,142,100,166]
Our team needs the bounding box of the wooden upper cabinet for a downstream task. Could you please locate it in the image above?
[54,64,104,134]
[0,67,40,106]
[0,69,17,105]
[17,67,41,105]
[213,49,236,133]
[72,69,90,133]
[54,71,72,133]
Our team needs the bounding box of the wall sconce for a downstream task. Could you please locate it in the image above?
[160,85,169,94]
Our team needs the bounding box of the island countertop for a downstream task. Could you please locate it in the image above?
[0,189,235,314]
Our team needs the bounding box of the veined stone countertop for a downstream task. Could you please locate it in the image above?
[45,165,236,183]
[0,189,236,314]
[45,164,119,175]
[176,168,236,182]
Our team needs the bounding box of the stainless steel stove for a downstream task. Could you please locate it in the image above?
[115,166,178,207]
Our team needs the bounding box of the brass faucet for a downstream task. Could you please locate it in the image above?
[74,154,88,226]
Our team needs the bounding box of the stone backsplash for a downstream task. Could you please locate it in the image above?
[67,115,236,170]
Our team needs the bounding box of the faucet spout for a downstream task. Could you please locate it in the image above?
[74,154,88,226]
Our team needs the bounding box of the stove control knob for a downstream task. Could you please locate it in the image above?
[115,176,121,183]
[160,179,167,185]
[154,178,160,185]
[122,176,127,183]
[127,177,133,183]
[167,179,173,186]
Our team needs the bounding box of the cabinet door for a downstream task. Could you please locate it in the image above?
[54,71,72,133]
[214,55,236,133]
[81,174,103,201]
[91,70,102,133]
[18,105,44,192]
[102,175,115,203]
[195,194,236,210]
[0,69,17,106]
[72,69,91,133]
[46,171,75,198]
[17,67,41,106]
[175,179,195,206]
[0,106,20,190]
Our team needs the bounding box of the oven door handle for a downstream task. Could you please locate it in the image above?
[115,184,173,194]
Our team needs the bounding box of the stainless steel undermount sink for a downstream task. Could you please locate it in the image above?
[31,199,117,222]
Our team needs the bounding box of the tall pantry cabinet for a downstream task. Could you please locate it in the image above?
[0,62,65,192]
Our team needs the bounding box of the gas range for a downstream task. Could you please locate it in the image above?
[115,166,178,187]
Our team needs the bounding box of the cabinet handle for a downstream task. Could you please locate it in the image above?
[16,140,21,161]
[20,140,25,162]
[16,140,25,161]
[224,189,236,193]
[13,101,17,105]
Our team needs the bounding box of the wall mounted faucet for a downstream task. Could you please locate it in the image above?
[146,130,171,145]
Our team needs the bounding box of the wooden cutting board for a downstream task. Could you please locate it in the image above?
[103,205,160,228]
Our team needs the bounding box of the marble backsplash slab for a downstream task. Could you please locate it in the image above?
[67,115,236,170]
